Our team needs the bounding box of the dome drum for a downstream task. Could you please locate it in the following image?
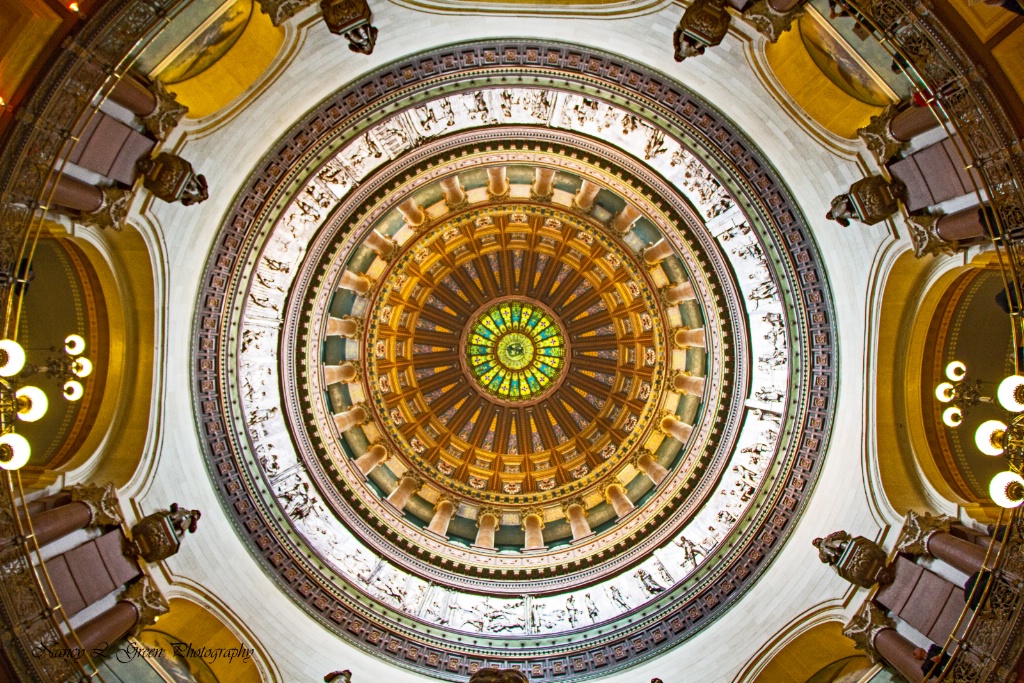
[193,42,838,681]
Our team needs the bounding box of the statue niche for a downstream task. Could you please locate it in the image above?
[813,530,892,589]
[320,0,378,54]
[674,0,731,61]
[129,503,201,563]
[137,152,209,206]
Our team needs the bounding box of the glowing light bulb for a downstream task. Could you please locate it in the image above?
[998,375,1024,412]
[0,339,26,377]
[15,386,47,422]
[0,433,30,470]
[989,471,1024,509]
[935,382,955,403]
[942,407,963,427]
[975,420,1008,456]
[945,361,967,381]
[68,2,79,11]
[64,334,85,356]
[63,381,83,401]
[71,357,92,378]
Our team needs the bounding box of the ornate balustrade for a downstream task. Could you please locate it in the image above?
[0,0,189,338]
[0,474,103,682]
[838,0,1024,355]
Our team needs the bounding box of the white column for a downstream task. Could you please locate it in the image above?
[387,475,422,510]
[635,451,669,486]
[426,498,456,536]
[440,176,467,209]
[522,510,545,550]
[673,372,705,396]
[339,270,371,295]
[474,509,499,549]
[563,500,592,541]
[398,197,427,228]
[363,230,397,260]
[663,282,697,305]
[326,316,360,338]
[333,404,368,432]
[324,362,359,385]
[573,180,600,212]
[612,205,642,234]
[354,443,389,475]
[643,238,674,264]
[674,327,706,348]
[486,167,509,198]
[605,484,634,518]
[532,168,555,199]
[661,416,694,443]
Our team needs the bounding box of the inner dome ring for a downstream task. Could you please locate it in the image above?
[459,296,571,407]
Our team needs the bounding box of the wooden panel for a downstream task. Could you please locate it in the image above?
[65,540,116,605]
[901,570,954,636]
[992,27,1024,104]
[949,0,1015,42]
[0,0,61,102]
[95,529,141,587]
[45,554,87,617]
[876,556,923,614]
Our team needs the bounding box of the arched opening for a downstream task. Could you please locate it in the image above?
[750,622,872,683]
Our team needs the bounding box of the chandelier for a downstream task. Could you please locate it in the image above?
[935,360,1024,508]
[0,335,92,471]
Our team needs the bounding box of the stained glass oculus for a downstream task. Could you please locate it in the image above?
[466,301,566,402]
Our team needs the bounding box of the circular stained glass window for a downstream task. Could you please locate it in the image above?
[465,300,567,402]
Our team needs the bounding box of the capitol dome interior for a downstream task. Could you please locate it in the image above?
[1,0,1023,682]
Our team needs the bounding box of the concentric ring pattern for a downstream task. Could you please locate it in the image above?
[465,299,566,403]
[192,42,838,681]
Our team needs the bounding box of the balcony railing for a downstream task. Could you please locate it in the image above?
[0,1,188,681]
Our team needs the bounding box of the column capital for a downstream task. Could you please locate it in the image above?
[69,482,123,527]
[119,576,169,636]
[630,449,655,468]
[560,497,586,516]
[477,507,502,524]
[842,602,895,664]
[140,79,188,141]
[521,507,545,530]
[906,213,958,258]
[894,509,954,555]
[742,0,807,44]
[856,103,904,164]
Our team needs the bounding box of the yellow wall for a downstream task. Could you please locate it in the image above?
[0,0,61,102]
[145,598,262,683]
[765,17,888,139]
[752,622,865,683]
[162,7,284,119]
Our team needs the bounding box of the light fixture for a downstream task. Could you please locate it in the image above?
[998,375,1024,412]
[63,381,84,401]
[64,335,85,356]
[0,340,25,378]
[946,361,967,381]
[0,433,30,471]
[989,471,1024,509]
[942,406,963,427]
[15,386,48,422]
[936,360,1024,508]
[71,357,92,378]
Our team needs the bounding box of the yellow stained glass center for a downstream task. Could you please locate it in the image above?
[466,301,566,402]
